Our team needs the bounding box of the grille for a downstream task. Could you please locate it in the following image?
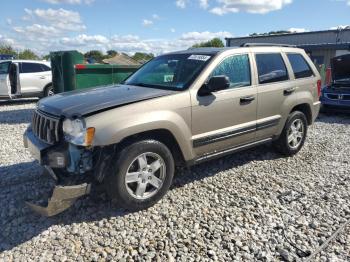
[32,110,61,145]
[325,93,350,101]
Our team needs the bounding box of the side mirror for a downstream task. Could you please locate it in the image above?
[198,75,230,96]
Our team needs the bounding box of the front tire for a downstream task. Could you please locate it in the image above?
[106,140,175,211]
[274,111,308,156]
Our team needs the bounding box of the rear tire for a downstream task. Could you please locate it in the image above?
[106,140,175,211]
[44,85,54,97]
[274,111,308,156]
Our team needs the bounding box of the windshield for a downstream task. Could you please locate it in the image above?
[124,54,213,90]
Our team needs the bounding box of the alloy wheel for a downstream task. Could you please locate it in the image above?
[124,152,166,200]
[287,119,304,149]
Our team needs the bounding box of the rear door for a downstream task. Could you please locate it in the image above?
[192,53,258,156]
[0,61,11,96]
[254,52,297,140]
[20,62,51,94]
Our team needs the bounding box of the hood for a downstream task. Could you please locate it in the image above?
[331,54,350,86]
[38,84,177,117]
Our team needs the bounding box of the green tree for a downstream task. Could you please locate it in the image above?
[84,50,104,63]
[132,52,154,63]
[18,49,39,60]
[106,50,118,58]
[42,54,51,61]
[192,38,225,48]
[0,44,17,56]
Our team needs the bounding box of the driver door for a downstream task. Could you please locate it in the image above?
[0,62,11,97]
[191,53,258,156]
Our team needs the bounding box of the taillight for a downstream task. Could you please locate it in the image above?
[317,80,322,97]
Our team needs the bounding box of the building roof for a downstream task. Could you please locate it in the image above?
[102,53,140,66]
[226,29,350,50]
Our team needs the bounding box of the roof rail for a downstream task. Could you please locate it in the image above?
[241,43,297,48]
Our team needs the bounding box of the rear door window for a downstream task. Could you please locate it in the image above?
[20,63,46,73]
[287,53,314,79]
[210,54,251,89]
[256,53,289,84]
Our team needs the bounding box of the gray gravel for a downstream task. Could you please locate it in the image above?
[0,100,349,261]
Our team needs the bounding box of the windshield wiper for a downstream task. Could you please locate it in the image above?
[126,82,151,87]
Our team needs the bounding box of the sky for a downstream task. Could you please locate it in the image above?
[0,0,349,56]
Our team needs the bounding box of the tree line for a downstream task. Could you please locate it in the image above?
[0,37,225,62]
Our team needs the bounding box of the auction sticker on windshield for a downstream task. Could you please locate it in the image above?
[188,55,211,61]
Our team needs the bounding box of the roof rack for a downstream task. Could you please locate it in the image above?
[241,43,297,48]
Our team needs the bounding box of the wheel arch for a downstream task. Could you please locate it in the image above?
[290,103,312,125]
[42,82,53,97]
[117,128,187,167]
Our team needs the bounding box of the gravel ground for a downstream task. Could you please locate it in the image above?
[0,100,349,261]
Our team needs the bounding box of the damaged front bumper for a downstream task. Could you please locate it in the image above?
[26,167,91,217]
[23,128,94,216]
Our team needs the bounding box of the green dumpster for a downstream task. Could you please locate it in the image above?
[51,51,84,94]
[50,50,140,94]
[74,64,139,89]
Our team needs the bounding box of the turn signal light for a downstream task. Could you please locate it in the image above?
[85,127,95,146]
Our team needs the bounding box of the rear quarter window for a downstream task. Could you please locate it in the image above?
[255,53,289,84]
[287,53,314,79]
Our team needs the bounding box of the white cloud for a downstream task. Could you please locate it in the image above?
[288,28,308,33]
[199,0,209,9]
[330,25,350,30]
[23,8,86,32]
[176,0,187,8]
[142,19,154,26]
[152,14,160,20]
[0,35,15,46]
[174,0,292,14]
[170,28,176,33]
[51,31,232,55]
[41,0,94,4]
[61,34,109,46]
[180,31,233,41]
[6,18,13,25]
[14,24,60,38]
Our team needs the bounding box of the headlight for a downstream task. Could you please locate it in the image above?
[63,118,95,146]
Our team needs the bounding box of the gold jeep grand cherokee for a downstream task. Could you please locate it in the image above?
[24,44,321,216]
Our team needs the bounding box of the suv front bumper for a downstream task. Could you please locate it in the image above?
[23,128,91,216]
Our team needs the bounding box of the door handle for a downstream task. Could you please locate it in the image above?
[284,87,296,95]
[240,96,255,104]
[39,76,46,79]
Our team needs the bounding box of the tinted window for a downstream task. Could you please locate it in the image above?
[0,62,11,75]
[20,63,46,73]
[210,54,251,89]
[256,53,289,84]
[287,53,314,79]
[40,64,51,71]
